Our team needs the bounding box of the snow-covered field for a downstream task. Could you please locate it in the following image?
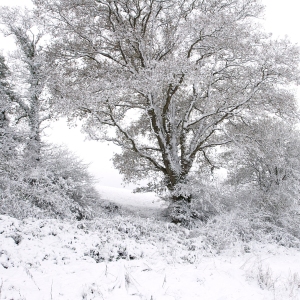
[1,186,300,300]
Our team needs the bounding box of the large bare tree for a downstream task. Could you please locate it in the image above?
[35,0,299,222]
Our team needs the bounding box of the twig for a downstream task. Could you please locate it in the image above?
[51,280,53,300]
[24,268,40,291]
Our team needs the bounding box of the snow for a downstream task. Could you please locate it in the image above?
[1,186,300,300]
[97,185,166,218]
[97,185,162,209]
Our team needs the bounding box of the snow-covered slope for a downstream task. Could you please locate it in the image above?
[96,185,162,208]
[1,187,300,300]
[96,185,166,218]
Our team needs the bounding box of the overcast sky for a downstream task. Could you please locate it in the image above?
[0,0,300,189]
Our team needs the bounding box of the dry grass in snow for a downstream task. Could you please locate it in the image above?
[0,186,300,299]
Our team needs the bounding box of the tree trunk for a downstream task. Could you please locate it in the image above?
[26,115,42,166]
[165,175,194,226]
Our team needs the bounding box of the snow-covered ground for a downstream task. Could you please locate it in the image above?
[1,186,300,300]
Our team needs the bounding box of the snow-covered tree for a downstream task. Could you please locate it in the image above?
[0,8,101,220]
[0,54,10,129]
[0,7,55,163]
[0,54,12,147]
[35,0,299,223]
[224,118,300,212]
[0,54,21,168]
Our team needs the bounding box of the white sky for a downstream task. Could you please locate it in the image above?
[0,0,300,189]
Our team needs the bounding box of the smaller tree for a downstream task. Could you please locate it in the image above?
[0,54,10,129]
[0,8,101,220]
[224,117,300,213]
[0,6,56,163]
[0,54,22,181]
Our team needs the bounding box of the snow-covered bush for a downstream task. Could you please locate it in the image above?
[202,204,300,252]
[163,175,300,249]
[36,146,100,219]
[0,145,100,220]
